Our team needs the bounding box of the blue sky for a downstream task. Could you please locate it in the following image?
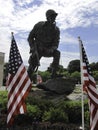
[0,0,98,71]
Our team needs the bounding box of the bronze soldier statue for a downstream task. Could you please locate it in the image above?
[27,9,60,81]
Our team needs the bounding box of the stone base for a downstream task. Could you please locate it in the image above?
[36,77,75,95]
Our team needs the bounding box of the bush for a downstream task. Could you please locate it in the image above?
[0,91,89,127]
[27,104,41,121]
[26,97,54,112]
[0,91,7,112]
[42,107,68,123]
[38,71,51,82]
[56,100,89,124]
[58,101,82,124]
[0,91,7,105]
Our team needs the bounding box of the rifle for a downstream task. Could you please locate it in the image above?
[30,41,40,72]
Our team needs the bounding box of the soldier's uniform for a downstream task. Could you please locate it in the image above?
[28,9,60,80]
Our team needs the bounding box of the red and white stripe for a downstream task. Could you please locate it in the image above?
[82,62,98,130]
[7,63,32,126]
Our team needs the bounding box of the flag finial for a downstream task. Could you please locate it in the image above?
[11,32,14,36]
[78,36,81,40]
[78,36,82,43]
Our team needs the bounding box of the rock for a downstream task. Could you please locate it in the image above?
[36,77,75,95]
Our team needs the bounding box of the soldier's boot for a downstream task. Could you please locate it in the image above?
[51,68,57,78]
[27,68,33,82]
[50,63,63,78]
[51,67,63,78]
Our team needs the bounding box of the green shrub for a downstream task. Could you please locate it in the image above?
[84,111,90,124]
[0,91,7,110]
[0,91,90,127]
[27,104,41,121]
[0,91,7,101]
[42,107,68,123]
[64,101,82,124]
[26,97,54,112]
[56,100,89,124]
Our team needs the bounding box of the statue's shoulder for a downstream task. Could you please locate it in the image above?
[55,25,60,32]
[34,21,45,28]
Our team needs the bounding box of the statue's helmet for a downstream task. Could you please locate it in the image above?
[46,9,58,18]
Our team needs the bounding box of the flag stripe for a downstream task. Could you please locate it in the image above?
[8,65,27,101]
[8,66,26,101]
[7,64,25,92]
[7,79,31,122]
[7,70,31,120]
[7,34,32,126]
[7,68,31,125]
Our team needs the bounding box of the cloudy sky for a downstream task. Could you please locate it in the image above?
[0,0,98,71]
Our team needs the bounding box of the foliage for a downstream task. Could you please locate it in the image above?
[27,104,41,121]
[57,101,81,123]
[67,60,80,73]
[0,90,89,127]
[90,62,98,71]
[84,111,90,125]
[0,91,8,127]
[3,63,9,85]
[38,71,51,82]
[70,71,81,83]
[62,71,70,78]
[42,107,68,123]
[93,71,98,81]
[26,97,89,125]
[56,100,89,124]
[26,97,53,112]
[0,91,7,109]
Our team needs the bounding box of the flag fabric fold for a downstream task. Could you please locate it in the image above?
[6,33,32,126]
[79,37,98,130]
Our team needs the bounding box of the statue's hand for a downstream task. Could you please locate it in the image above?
[46,46,57,54]
[48,48,54,53]
[50,46,57,52]
[52,46,57,50]
[30,47,35,53]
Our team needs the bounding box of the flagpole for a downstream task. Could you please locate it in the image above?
[78,36,85,130]
[11,32,14,37]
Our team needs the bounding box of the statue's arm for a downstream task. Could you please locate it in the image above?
[27,29,35,48]
[27,22,43,48]
[52,27,60,49]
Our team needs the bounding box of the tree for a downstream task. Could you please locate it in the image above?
[3,63,9,85]
[90,62,98,71]
[93,71,98,81]
[67,60,80,73]
[70,71,81,83]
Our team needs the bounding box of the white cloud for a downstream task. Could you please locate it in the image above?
[0,0,14,17]
[60,51,79,68]
[0,0,98,71]
[60,32,77,45]
[15,0,34,6]
[89,56,98,64]
[39,57,53,71]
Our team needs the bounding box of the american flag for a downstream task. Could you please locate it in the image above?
[6,33,32,126]
[79,38,98,130]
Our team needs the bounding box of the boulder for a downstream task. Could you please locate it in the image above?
[36,77,75,95]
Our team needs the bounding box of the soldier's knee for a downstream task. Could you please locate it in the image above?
[54,50,60,58]
[28,55,32,64]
